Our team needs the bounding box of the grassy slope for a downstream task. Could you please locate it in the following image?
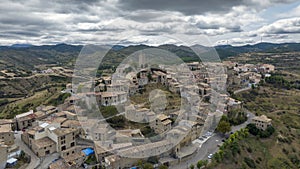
[130,83,181,111]
[211,88,300,169]
[213,52,300,169]
[0,86,64,118]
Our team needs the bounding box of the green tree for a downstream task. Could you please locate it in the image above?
[216,121,231,134]
[143,163,154,169]
[190,164,195,169]
[159,165,168,169]
[197,160,203,169]
[203,160,208,167]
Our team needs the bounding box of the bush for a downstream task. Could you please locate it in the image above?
[99,106,118,118]
[247,124,259,135]
[282,148,289,155]
[244,157,256,168]
[228,110,247,126]
[216,116,231,134]
[141,126,156,138]
[106,115,125,129]
[247,147,253,153]
[246,124,275,138]
[159,165,168,169]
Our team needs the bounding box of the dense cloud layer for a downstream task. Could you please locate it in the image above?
[117,0,246,15]
[0,0,299,46]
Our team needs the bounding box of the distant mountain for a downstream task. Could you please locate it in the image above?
[111,45,125,51]
[10,44,33,48]
[1,42,300,72]
[215,42,300,58]
[31,43,83,52]
[0,44,82,71]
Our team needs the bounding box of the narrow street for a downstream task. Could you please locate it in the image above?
[38,153,59,169]
[14,132,40,169]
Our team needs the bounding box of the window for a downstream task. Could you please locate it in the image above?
[70,142,75,147]
[61,146,66,151]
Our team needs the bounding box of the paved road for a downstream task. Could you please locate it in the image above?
[171,133,222,169]
[14,132,41,169]
[171,110,255,169]
[234,87,251,94]
[232,109,255,132]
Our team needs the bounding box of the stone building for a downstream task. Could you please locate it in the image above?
[252,115,272,130]
[0,124,14,146]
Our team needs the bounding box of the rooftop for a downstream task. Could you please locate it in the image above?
[52,117,68,124]
[63,152,84,163]
[61,120,81,128]
[53,128,77,137]
[42,105,57,112]
[0,124,12,133]
[253,115,272,123]
[94,141,108,154]
[101,91,127,98]
[15,110,34,119]
[161,119,172,126]
[118,140,172,156]
[153,70,167,76]
[32,137,56,149]
[0,119,15,125]
[49,159,68,169]
[157,114,169,121]
[34,111,47,119]
[27,128,39,135]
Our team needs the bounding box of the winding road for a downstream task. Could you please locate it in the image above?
[171,110,255,169]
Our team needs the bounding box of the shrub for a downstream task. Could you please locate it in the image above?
[246,124,275,138]
[247,147,253,153]
[244,157,256,168]
[282,148,289,155]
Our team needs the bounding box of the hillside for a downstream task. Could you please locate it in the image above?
[1,43,300,73]
[209,86,300,169]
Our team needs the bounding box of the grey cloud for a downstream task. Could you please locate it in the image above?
[194,21,242,32]
[117,0,246,15]
[0,0,299,45]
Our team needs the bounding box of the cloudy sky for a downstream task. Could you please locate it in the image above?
[0,0,300,46]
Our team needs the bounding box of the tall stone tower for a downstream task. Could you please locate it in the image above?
[139,52,146,68]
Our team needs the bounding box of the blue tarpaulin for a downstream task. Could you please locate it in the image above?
[82,148,94,156]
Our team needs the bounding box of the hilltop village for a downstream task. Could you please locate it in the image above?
[0,59,275,169]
